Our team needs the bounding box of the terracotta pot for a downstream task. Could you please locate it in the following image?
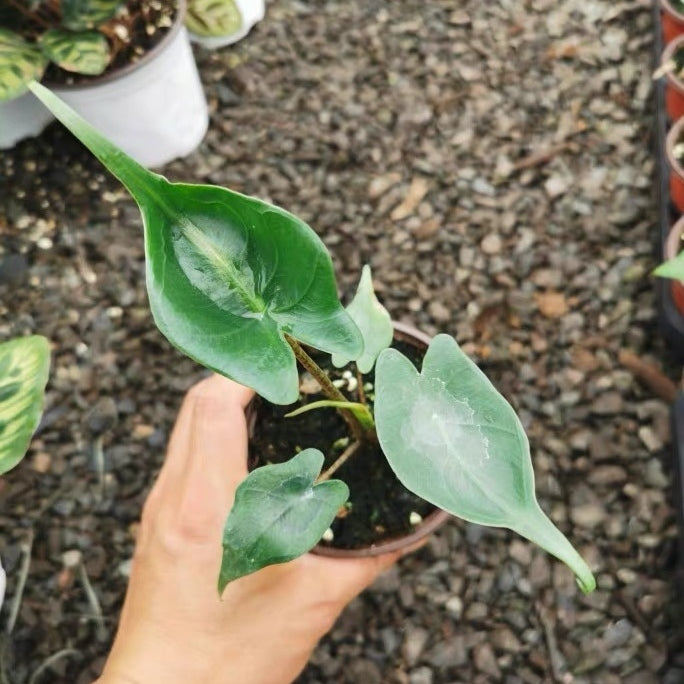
[666,116,684,213]
[48,0,208,167]
[662,35,684,120]
[311,321,451,559]
[662,0,684,45]
[664,215,684,316]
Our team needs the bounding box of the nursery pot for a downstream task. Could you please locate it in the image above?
[662,0,684,45]
[666,116,684,213]
[50,0,208,168]
[249,321,451,559]
[664,215,684,315]
[662,35,684,120]
[187,0,265,49]
[0,90,55,150]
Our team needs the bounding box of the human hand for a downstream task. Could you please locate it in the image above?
[96,374,406,684]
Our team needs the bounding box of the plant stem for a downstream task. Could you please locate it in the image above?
[285,335,364,442]
[317,440,360,482]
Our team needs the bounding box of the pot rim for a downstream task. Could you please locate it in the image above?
[45,0,186,91]
[662,0,684,21]
[666,115,684,181]
[311,320,452,559]
[663,33,684,91]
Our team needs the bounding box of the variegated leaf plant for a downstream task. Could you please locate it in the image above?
[0,0,124,102]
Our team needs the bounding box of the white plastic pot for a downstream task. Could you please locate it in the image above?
[0,90,54,150]
[188,0,265,49]
[52,24,208,167]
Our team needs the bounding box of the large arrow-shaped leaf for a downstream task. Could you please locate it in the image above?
[30,83,362,405]
[0,336,51,475]
[219,449,348,591]
[374,335,596,593]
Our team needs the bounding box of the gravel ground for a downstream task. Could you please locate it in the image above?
[1,0,683,682]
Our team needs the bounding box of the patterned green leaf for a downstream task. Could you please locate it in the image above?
[30,83,363,405]
[186,0,243,37]
[219,449,348,590]
[39,29,110,75]
[61,0,124,30]
[375,335,596,594]
[0,336,50,476]
[0,29,47,102]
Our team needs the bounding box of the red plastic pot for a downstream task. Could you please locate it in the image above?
[662,0,684,45]
[663,35,684,120]
[666,116,684,213]
[664,215,684,316]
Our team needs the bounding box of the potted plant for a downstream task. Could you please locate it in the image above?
[0,335,51,609]
[0,0,207,166]
[656,34,684,120]
[186,0,265,49]
[656,215,684,315]
[662,0,684,45]
[30,82,597,596]
[665,115,684,214]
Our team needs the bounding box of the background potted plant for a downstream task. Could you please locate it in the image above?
[186,0,265,49]
[0,0,207,166]
[0,335,51,610]
[656,216,684,314]
[662,0,684,45]
[30,82,597,596]
[657,33,684,120]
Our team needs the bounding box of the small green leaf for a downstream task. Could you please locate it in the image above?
[61,0,124,30]
[30,83,362,405]
[39,29,110,75]
[375,335,596,593]
[219,449,348,591]
[285,400,375,431]
[0,29,47,101]
[332,265,393,374]
[0,336,51,475]
[186,0,243,37]
[654,252,684,280]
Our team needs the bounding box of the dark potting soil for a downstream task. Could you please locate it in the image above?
[6,0,177,86]
[249,339,437,550]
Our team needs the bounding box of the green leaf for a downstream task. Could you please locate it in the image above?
[39,29,110,75]
[374,335,596,594]
[285,400,375,431]
[0,29,47,102]
[0,336,51,475]
[654,252,684,280]
[186,0,243,37]
[30,82,362,405]
[61,0,123,30]
[219,449,348,591]
[332,265,393,374]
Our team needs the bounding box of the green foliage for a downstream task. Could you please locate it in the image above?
[0,336,51,476]
[30,82,362,404]
[61,0,124,31]
[654,252,684,280]
[39,29,110,75]
[186,0,243,37]
[219,449,348,590]
[332,265,393,374]
[0,0,123,101]
[0,29,47,101]
[32,84,596,596]
[285,400,375,431]
[374,335,596,593]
